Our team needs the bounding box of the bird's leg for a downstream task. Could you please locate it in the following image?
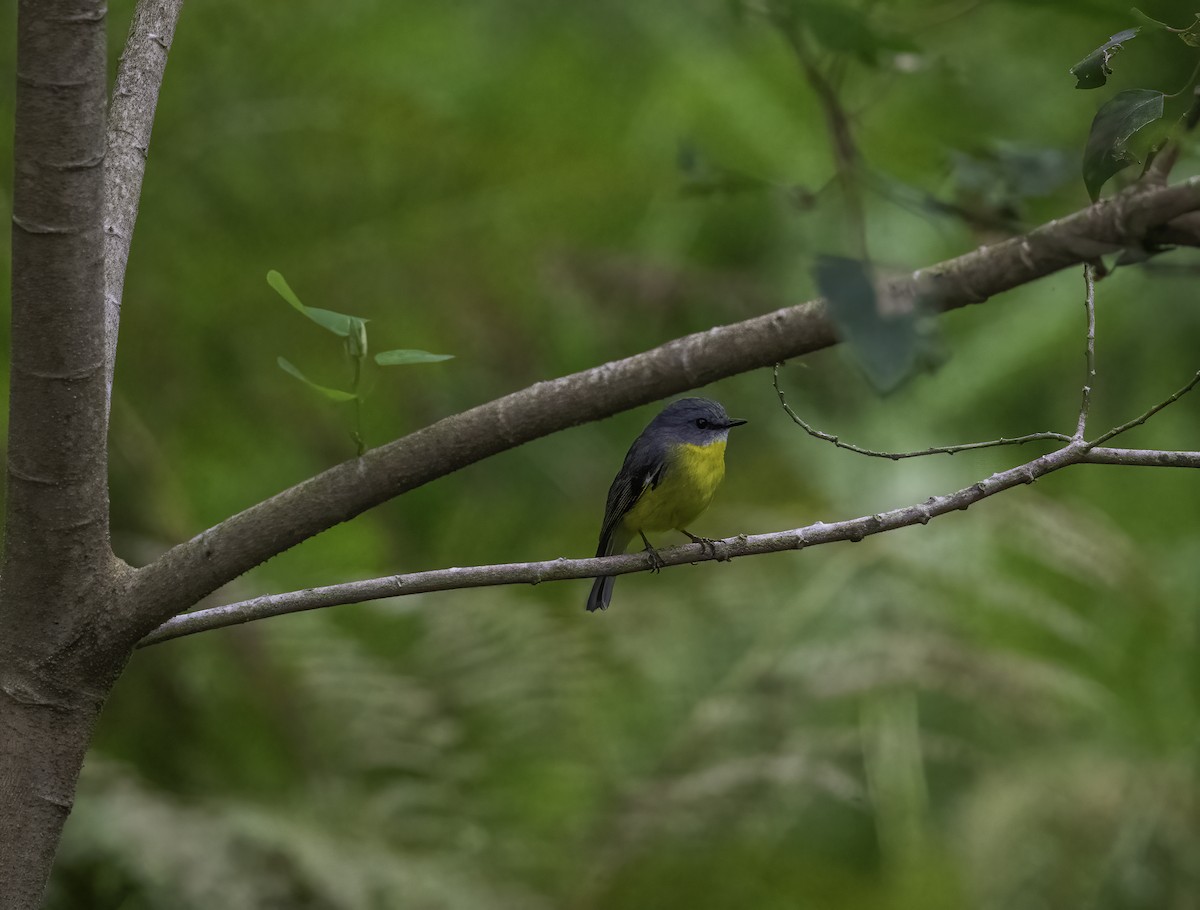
[638,531,666,573]
[681,529,718,558]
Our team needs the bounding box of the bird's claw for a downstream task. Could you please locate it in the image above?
[682,530,720,559]
[643,544,666,573]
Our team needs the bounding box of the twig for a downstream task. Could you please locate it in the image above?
[1075,263,1097,439]
[1087,370,1200,448]
[1145,82,1200,184]
[773,364,1072,458]
[136,440,1200,647]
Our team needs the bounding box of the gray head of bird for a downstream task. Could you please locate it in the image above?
[650,397,747,444]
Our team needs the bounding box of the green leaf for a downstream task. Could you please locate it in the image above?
[277,357,358,401]
[1082,89,1164,201]
[373,349,455,366]
[1069,27,1139,89]
[301,308,359,337]
[266,269,306,312]
[815,256,933,392]
[266,269,361,337]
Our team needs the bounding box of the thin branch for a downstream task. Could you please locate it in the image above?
[773,363,1072,457]
[1075,263,1096,439]
[124,175,1200,634]
[137,439,1200,647]
[1145,83,1200,184]
[1087,370,1200,447]
[104,0,185,410]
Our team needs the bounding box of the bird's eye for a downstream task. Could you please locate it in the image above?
[695,418,710,429]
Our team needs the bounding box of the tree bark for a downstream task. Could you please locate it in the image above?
[1,1,125,905]
[0,681,106,909]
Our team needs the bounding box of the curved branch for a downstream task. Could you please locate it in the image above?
[774,362,1073,456]
[137,442,1200,647]
[104,0,185,407]
[126,176,1200,634]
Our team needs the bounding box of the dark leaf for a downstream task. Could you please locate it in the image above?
[815,256,934,392]
[1082,89,1164,201]
[1069,27,1139,89]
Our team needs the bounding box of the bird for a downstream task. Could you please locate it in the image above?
[586,397,746,612]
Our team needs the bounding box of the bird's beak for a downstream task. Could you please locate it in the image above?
[726,417,748,428]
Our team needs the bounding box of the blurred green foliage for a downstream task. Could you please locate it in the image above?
[2,0,1200,906]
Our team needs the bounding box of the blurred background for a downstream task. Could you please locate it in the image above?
[3,0,1200,906]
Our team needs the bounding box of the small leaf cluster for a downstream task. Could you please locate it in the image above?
[1071,11,1200,200]
[267,270,452,453]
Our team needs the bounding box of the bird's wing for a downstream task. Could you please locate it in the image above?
[595,437,668,556]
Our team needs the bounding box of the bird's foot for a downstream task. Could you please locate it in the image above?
[638,532,666,573]
[642,545,665,573]
[682,530,724,560]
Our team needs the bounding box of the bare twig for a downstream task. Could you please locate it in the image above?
[1087,370,1200,448]
[776,262,1198,459]
[1075,263,1097,439]
[137,439,1200,647]
[1145,82,1200,185]
[773,364,1072,457]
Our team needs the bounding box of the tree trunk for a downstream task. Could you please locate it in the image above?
[0,678,105,909]
[2,0,119,905]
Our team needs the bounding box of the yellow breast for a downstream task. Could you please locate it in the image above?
[622,440,727,534]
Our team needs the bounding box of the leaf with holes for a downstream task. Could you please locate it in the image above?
[277,357,357,401]
[1082,89,1164,201]
[1069,27,1139,89]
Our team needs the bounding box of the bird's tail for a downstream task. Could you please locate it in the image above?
[586,527,631,612]
[586,574,616,612]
